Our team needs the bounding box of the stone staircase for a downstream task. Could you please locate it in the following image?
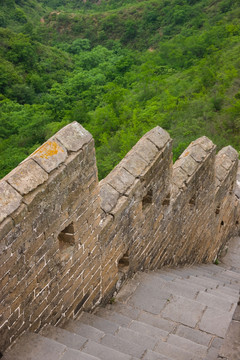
[3,238,240,360]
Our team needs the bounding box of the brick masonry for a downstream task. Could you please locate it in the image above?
[0,122,239,353]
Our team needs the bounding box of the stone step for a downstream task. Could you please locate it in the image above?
[94,307,132,327]
[137,310,176,333]
[79,312,119,334]
[100,333,147,358]
[59,348,100,360]
[63,319,105,342]
[103,302,176,333]
[42,323,133,360]
[142,349,174,360]
[129,320,168,341]
[175,324,213,347]
[192,265,240,283]
[155,267,217,280]
[161,295,206,328]
[167,334,208,357]
[196,290,234,311]
[41,324,88,350]
[200,273,240,290]
[198,306,236,338]
[156,266,239,290]
[82,339,132,360]
[154,339,203,360]
[103,303,141,320]
[159,264,239,286]
[2,331,97,360]
[117,326,157,350]
[206,287,239,302]
[186,275,225,289]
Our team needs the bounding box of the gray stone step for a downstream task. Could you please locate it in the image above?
[104,303,141,320]
[41,324,131,360]
[129,320,168,341]
[94,307,132,327]
[155,267,217,280]
[63,320,105,342]
[41,325,88,350]
[43,322,136,360]
[206,287,239,302]
[193,265,240,283]
[195,290,234,311]
[160,264,238,287]
[189,273,240,289]
[2,332,67,360]
[117,326,157,350]
[128,286,170,314]
[167,334,208,357]
[175,324,213,347]
[137,311,176,333]
[79,312,119,334]
[161,295,206,328]
[157,266,239,291]
[82,339,132,360]
[199,306,236,338]
[154,339,203,360]
[186,275,224,289]
[142,349,174,360]
[101,333,146,358]
[60,348,100,360]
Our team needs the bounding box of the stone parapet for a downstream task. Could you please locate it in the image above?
[0,122,101,352]
[0,122,239,353]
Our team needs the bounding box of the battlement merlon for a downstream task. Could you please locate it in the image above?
[0,122,93,225]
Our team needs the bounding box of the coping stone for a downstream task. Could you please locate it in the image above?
[134,138,159,163]
[145,127,170,150]
[122,153,148,178]
[217,153,233,171]
[215,164,228,182]
[100,183,119,213]
[105,168,135,195]
[0,181,22,223]
[31,138,67,173]
[172,167,188,189]
[174,155,198,177]
[221,145,238,162]
[187,144,207,163]
[56,122,92,152]
[193,136,214,152]
[6,159,48,196]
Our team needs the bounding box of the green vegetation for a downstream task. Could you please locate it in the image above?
[1,0,240,179]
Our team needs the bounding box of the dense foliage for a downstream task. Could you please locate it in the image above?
[1,0,240,178]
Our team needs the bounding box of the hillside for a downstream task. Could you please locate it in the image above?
[0,0,240,178]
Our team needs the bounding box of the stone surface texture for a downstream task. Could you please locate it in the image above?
[0,122,240,355]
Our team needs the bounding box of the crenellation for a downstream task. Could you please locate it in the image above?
[0,122,239,354]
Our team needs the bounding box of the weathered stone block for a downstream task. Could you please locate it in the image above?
[56,121,92,152]
[0,181,22,223]
[31,138,67,173]
[121,152,148,178]
[7,159,48,196]
[100,183,119,213]
[145,126,170,150]
[174,155,198,176]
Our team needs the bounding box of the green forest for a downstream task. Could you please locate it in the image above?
[0,0,240,179]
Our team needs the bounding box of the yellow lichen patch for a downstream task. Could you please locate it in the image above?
[183,151,190,157]
[33,141,64,159]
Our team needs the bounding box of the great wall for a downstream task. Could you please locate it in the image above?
[0,122,239,357]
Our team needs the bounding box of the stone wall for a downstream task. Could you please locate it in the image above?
[0,123,101,352]
[0,122,239,353]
